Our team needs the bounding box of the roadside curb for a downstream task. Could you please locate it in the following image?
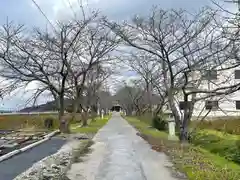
[0,130,60,162]
[0,150,20,162]
[14,139,80,180]
[20,138,49,152]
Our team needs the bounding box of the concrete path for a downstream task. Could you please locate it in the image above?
[67,112,179,180]
[0,138,65,180]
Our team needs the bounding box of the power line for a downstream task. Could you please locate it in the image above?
[31,0,57,32]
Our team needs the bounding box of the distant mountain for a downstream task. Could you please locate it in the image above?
[19,92,113,112]
[19,101,58,112]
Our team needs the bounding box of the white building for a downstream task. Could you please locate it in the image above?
[168,60,240,118]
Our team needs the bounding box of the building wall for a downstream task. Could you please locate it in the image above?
[171,61,240,118]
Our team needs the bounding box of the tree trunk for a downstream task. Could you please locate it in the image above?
[71,98,81,123]
[168,93,181,130]
[91,105,97,121]
[126,106,132,116]
[146,82,153,117]
[58,95,70,133]
[81,111,88,127]
[180,93,195,143]
[179,125,189,143]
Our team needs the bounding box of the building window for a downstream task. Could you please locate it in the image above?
[235,70,240,79]
[205,101,219,110]
[236,101,240,109]
[179,101,191,110]
[202,70,217,80]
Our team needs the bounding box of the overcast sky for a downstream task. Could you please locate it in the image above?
[0,0,237,110]
[1,0,232,26]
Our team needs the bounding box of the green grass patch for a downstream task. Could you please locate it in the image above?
[126,117,168,139]
[71,115,111,134]
[126,116,240,180]
[192,130,240,164]
[173,146,240,180]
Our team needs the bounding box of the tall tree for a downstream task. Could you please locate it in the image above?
[0,9,102,132]
[65,17,120,126]
[106,7,239,142]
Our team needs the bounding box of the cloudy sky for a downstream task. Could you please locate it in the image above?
[1,0,235,26]
[0,0,236,110]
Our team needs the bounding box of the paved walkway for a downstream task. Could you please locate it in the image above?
[67,112,179,180]
[0,138,65,180]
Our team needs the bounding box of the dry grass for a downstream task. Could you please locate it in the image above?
[0,114,58,130]
[0,113,83,130]
[191,118,240,135]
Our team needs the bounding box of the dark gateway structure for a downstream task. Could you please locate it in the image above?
[111,101,122,112]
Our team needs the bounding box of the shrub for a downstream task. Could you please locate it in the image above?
[231,140,240,163]
[191,133,222,145]
[151,116,167,131]
[44,117,54,129]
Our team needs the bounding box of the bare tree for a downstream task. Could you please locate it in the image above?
[0,22,71,132]
[0,8,100,132]
[65,17,120,126]
[121,52,160,116]
[106,7,240,142]
[82,64,113,123]
[115,80,152,116]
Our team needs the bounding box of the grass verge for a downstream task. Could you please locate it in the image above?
[191,129,240,164]
[70,115,111,134]
[125,116,240,180]
[72,140,94,163]
[126,116,168,139]
[62,140,94,180]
